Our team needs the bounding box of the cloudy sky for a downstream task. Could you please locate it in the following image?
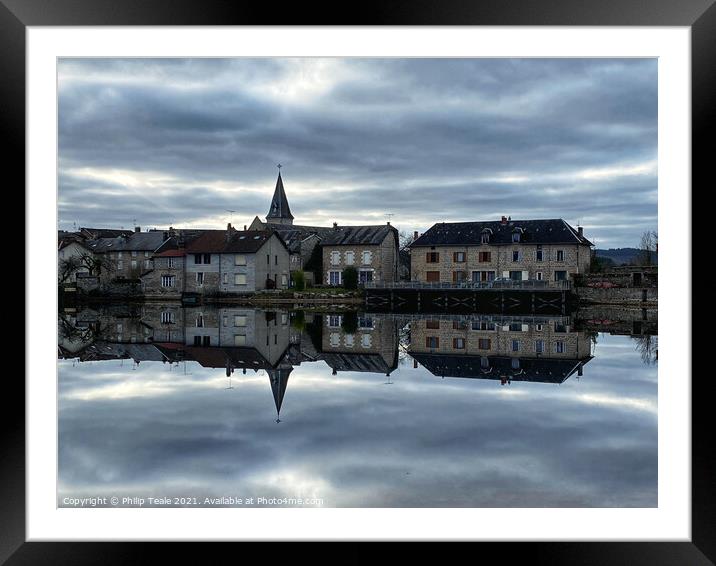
[58,58,657,248]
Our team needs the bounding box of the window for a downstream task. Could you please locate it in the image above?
[426,336,439,348]
[117,251,123,258]
[480,357,490,369]
[266,254,270,265]
[554,270,568,281]
[144,259,151,269]
[359,270,373,283]
[234,334,246,346]
[117,260,123,270]
[509,271,523,281]
[536,271,543,281]
[426,271,440,282]
[281,274,288,287]
[168,257,175,268]
[131,260,137,270]
[345,251,355,265]
[235,273,247,285]
[202,336,211,347]
[328,315,342,327]
[472,321,495,331]
[512,232,521,243]
[453,337,465,349]
[194,254,202,264]
[330,333,340,347]
[509,323,523,331]
[223,316,228,327]
[160,311,174,324]
[330,251,341,265]
[131,250,137,257]
[452,271,467,283]
[235,254,246,266]
[536,246,544,262]
[453,252,466,263]
[511,340,521,352]
[511,358,521,369]
[117,323,123,332]
[234,315,247,327]
[358,316,374,329]
[329,271,341,285]
[193,336,201,346]
[361,334,372,348]
[274,255,278,265]
[222,273,228,284]
[203,253,211,264]
[344,334,354,347]
[481,233,490,244]
[161,275,175,287]
[555,323,567,333]
[196,272,204,285]
[512,250,520,262]
[426,252,439,263]
[478,251,491,262]
[478,338,491,350]
[556,250,565,261]
[555,341,565,353]
[472,270,496,282]
[536,339,545,354]
[453,320,467,330]
[144,251,149,257]
[196,314,204,327]
[426,320,440,329]
[362,250,373,265]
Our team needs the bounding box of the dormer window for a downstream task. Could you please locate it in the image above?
[480,228,492,244]
[512,232,521,243]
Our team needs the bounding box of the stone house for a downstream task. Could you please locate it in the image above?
[182,226,291,295]
[321,223,399,285]
[409,315,593,384]
[319,312,399,376]
[409,217,592,284]
[86,228,169,283]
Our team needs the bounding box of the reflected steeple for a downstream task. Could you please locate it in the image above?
[268,364,293,423]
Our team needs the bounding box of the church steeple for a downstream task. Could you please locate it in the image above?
[266,166,294,225]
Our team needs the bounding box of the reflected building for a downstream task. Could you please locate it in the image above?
[408,315,593,385]
[319,313,399,377]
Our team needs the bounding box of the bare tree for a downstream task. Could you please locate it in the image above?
[58,255,83,283]
[638,230,658,266]
[76,252,117,276]
[631,334,658,365]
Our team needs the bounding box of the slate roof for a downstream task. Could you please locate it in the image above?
[266,172,294,221]
[411,219,593,247]
[321,352,398,375]
[80,227,134,239]
[320,224,398,246]
[84,231,168,252]
[184,230,288,254]
[271,228,323,253]
[410,353,592,384]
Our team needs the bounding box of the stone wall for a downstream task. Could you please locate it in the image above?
[576,287,657,304]
[410,243,590,283]
[322,232,398,285]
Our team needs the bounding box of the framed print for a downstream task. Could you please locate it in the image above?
[6,0,708,563]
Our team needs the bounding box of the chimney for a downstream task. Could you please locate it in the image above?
[226,222,234,242]
[413,230,419,240]
[577,364,583,377]
[244,225,247,231]
[386,221,391,226]
[178,231,185,249]
[134,226,141,233]
[578,226,584,237]
[501,216,508,225]
[333,222,338,230]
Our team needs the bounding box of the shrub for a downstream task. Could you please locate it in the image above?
[342,266,358,290]
[293,270,306,291]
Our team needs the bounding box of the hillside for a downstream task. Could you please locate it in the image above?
[594,248,658,266]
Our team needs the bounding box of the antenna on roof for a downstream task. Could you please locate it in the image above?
[226,210,236,224]
[385,213,394,224]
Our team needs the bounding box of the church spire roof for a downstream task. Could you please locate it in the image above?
[266,170,294,223]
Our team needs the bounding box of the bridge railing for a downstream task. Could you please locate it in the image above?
[362,280,571,291]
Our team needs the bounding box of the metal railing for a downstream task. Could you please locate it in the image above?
[362,280,571,291]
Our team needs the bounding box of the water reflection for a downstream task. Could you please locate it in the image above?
[58,303,657,508]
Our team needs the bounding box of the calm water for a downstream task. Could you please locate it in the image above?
[58,304,657,508]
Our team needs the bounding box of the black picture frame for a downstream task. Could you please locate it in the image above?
[6,1,706,563]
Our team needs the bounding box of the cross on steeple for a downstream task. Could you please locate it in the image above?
[277,163,282,170]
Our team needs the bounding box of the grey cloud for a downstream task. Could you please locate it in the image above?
[58,58,657,247]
